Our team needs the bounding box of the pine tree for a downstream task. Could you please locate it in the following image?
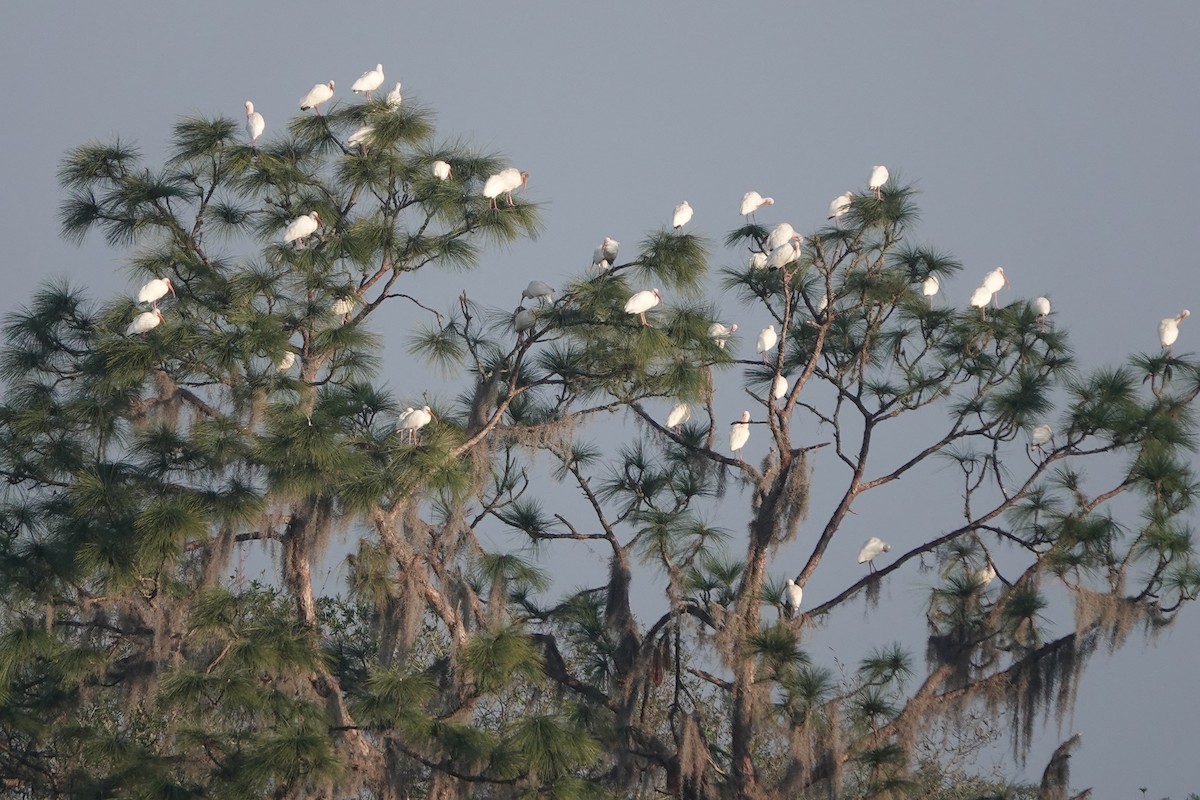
[0,81,1196,799]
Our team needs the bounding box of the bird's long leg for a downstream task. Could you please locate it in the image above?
[640,312,648,327]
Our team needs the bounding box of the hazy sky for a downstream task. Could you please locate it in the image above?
[2,3,1198,795]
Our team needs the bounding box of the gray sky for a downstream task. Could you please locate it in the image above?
[3,3,1198,794]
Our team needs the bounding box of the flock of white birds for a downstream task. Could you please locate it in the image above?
[116,69,1193,616]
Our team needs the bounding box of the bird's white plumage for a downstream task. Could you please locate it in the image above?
[757,325,778,359]
[125,309,163,336]
[749,252,768,270]
[858,536,891,565]
[983,267,1007,295]
[514,307,537,333]
[969,286,993,310]
[137,277,174,306]
[740,191,774,217]
[244,101,264,145]
[781,579,803,617]
[522,281,554,305]
[385,82,403,108]
[1159,310,1190,349]
[352,64,385,95]
[593,237,620,269]
[624,288,661,315]
[276,351,297,372]
[765,223,796,252]
[432,160,452,180]
[1033,296,1051,318]
[666,402,691,429]
[331,297,356,317]
[828,192,853,220]
[299,81,335,112]
[672,201,693,230]
[709,322,737,348]
[484,168,528,206]
[1030,424,1053,447]
[729,410,751,455]
[772,374,789,401]
[974,563,997,588]
[868,165,889,196]
[398,405,434,442]
[766,237,802,270]
[347,125,373,148]
[923,275,940,302]
[283,212,321,245]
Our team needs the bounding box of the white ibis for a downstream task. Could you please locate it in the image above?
[593,237,620,270]
[432,160,452,181]
[137,277,175,308]
[974,562,997,588]
[1029,423,1054,459]
[868,165,889,199]
[282,211,321,246]
[749,252,768,270]
[513,307,537,334]
[709,322,737,349]
[781,578,803,619]
[923,275,940,308]
[1159,310,1190,352]
[828,191,853,222]
[483,168,528,208]
[397,405,434,444]
[522,281,554,305]
[1033,296,1051,331]
[672,201,693,230]
[125,308,164,336]
[666,402,691,430]
[757,325,778,363]
[766,236,802,271]
[772,374,789,402]
[299,81,335,114]
[347,124,373,149]
[331,297,356,322]
[858,536,890,572]
[385,82,403,109]
[625,289,661,327]
[765,222,796,252]
[969,285,993,320]
[740,191,774,220]
[276,351,297,372]
[729,410,751,459]
[352,64,385,97]
[244,101,265,146]
[982,268,1007,309]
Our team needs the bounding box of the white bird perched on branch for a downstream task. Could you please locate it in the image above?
[858,536,890,571]
[1032,296,1051,331]
[974,562,997,588]
[352,64,385,97]
[868,165,889,199]
[922,275,940,309]
[282,212,321,247]
[432,160,452,181]
[982,267,1007,308]
[749,252,767,270]
[1029,424,1054,459]
[709,322,737,349]
[513,307,537,334]
[729,411,751,459]
[969,285,993,320]
[672,201,693,230]
[765,222,796,252]
[244,101,264,146]
[522,281,554,305]
[772,374,789,402]
[276,351,297,372]
[592,237,620,270]
[767,236,802,271]
[757,325,778,363]
[347,125,373,149]
[137,277,175,309]
[483,168,528,208]
[299,81,335,114]
[624,288,661,327]
[781,578,803,619]
[666,402,691,431]
[385,82,403,109]
[1159,310,1190,352]
[397,406,434,444]
[331,296,357,323]
[125,308,164,336]
[828,192,853,223]
[740,191,774,220]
